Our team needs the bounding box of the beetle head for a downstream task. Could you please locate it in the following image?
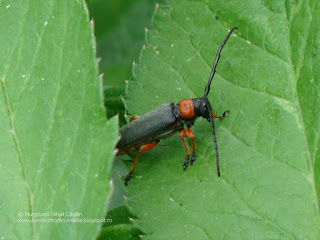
[193,97,212,121]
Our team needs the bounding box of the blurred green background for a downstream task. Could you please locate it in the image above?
[87,0,161,125]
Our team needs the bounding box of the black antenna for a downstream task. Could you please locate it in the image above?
[208,111,220,177]
[204,27,238,97]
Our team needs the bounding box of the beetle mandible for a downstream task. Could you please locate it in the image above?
[116,27,238,185]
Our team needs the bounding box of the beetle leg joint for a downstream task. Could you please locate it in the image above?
[130,115,140,122]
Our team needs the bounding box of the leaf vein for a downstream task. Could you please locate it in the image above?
[169,11,293,102]
[14,3,55,114]
[222,127,306,179]
[1,77,36,239]
[205,3,291,65]
[223,178,297,239]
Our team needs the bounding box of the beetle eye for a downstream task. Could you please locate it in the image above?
[203,103,207,110]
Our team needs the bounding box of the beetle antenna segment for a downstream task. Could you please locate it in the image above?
[204,27,238,97]
[209,111,220,177]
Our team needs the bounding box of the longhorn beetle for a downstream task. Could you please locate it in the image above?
[117,27,237,185]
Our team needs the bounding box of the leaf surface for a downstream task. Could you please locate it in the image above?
[0,1,118,239]
[124,0,320,239]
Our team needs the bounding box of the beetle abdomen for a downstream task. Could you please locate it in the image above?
[117,102,178,149]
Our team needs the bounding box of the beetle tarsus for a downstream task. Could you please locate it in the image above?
[183,155,190,170]
[217,110,229,119]
[190,153,196,165]
[125,172,132,185]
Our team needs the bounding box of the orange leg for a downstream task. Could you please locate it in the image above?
[125,141,159,185]
[130,115,140,122]
[179,129,191,170]
[187,126,196,165]
[211,110,229,119]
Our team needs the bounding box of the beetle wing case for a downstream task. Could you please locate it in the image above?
[117,102,178,149]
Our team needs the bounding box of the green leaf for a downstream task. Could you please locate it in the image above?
[124,0,320,239]
[0,1,118,239]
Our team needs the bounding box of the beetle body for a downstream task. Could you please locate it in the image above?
[117,102,181,154]
[117,27,237,185]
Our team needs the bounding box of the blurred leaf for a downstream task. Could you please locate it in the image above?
[124,0,320,239]
[87,0,162,125]
[0,1,118,239]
